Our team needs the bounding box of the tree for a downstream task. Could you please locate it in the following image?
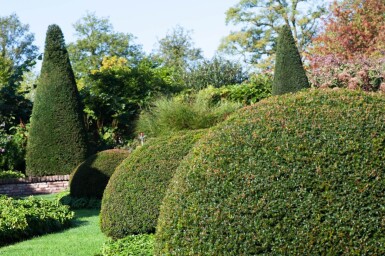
[220,0,326,69]
[68,12,143,79]
[272,25,309,95]
[84,56,173,148]
[153,25,203,86]
[0,14,38,126]
[26,25,88,176]
[183,56,247,90]
[310,0,385,61]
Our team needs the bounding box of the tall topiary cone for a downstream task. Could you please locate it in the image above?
[26,25,88,176]
[272,25,309,95]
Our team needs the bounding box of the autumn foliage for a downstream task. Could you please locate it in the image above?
[308,0,385,91]
[311,0,385,60]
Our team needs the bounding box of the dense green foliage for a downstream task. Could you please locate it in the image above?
[83,56,175,149]
[0,170,25,179]
[0,123,28,172]
[156,89,385,255]
[197,73,272,105]
[0,195,74,246]
[101,130,204,239]
[136,93,240,137]
[272,25,309,95]
[100,234,154,256]
[26,25,88,176]
[70,149,130,199]
[182,56,247,90]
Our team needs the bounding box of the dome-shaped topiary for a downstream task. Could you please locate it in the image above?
[155,89,385,255]
[70,149,130,199]
[100,130,204,239]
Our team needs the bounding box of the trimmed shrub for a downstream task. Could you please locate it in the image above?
[70,149,129,199]
[155,89,385,255]
[26,24,88,176]
[101,130,204,239]
[100,234,154,256]
[272,25,309,95]
[0,195,74,246]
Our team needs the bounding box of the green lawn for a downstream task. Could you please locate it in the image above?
[0,208,107,256]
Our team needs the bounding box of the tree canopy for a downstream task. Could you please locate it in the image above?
[68,12,143,79]
[220,0,326,69]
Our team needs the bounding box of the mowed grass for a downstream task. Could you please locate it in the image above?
[0,194,107,256]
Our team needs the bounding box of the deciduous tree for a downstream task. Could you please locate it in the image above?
[220,0,325,69]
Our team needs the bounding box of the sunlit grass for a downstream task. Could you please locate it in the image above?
[0,208,107,256]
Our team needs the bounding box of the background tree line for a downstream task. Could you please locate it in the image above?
[1,0,385,173]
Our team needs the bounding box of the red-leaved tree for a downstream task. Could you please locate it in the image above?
[307,0,385,91]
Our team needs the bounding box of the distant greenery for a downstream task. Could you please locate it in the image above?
[56,191,101,209]
[0,195,74,246]
[136,92,240,138]
[100,234,154,256]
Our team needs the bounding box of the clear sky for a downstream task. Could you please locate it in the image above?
[0,0,239,58]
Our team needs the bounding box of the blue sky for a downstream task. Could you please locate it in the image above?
[0,0,239,58]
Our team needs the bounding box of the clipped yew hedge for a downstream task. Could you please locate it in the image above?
[100,130,204,239]
[155,89,385,255]
[70,149,130,199]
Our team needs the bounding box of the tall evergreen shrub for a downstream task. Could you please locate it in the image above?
[26,25,88,176]
[272,25,309,95]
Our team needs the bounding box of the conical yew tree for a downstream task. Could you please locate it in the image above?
[26,25,88,176]
[272,25,310,95]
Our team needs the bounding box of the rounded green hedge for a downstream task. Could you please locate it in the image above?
[100,130,204,239]
[155,89,385,255]
[70,149,130,199]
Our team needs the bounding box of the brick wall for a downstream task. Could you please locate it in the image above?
[0,175,69,196]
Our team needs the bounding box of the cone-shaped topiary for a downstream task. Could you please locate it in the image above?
[70,149,130,199]
[100,130,204,239]
[272,25,309,95]
[26,25,88,176]
[155,89,385,255]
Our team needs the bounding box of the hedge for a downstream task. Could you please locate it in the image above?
[70,149,130,199]
[100,130,204,239]
[155,89,385,255]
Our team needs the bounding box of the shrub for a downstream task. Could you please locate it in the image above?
[155,89,385,255]
[26,24,88,176]
[0,170,25,179]
[0,195,74,246]
[135,93,240,137]
[197,73,272,106]
[69,149,129,199]
[308,54,385,91]
[56,191,101,209]
[272,25,309,95]
[100,234,154,256]
[100,130,204,239]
